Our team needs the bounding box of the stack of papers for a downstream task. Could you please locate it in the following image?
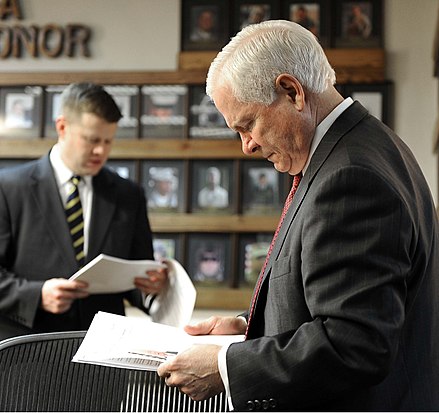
[69,254,197,328]
[72,311,244,371]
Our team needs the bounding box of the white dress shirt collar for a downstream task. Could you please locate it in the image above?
[302,97,353,175]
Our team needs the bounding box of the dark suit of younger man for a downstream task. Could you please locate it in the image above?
[0,154,154,340]
[0,82,166,340]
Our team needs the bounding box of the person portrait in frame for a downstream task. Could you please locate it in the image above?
[197,166,229,210]
[146,166,180,211]
[289,3,319,37]
[4,94,33,129]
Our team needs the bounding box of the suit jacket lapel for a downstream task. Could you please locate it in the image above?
[87,168,116,261]
[30,155,78,268]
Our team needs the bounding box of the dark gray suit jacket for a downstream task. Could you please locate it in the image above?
[0,153,154,340]
[227,102,439,411]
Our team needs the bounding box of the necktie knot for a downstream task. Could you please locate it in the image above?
[71,175,81,187]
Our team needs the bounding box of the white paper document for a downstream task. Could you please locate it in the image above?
[72,311,244,371]
[69,254,166,294]
[149,258,197,328]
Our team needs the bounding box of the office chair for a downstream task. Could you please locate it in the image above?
[0,331,229,412]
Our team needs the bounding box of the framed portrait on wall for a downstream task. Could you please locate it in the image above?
[153,233,183,262]
[44,85,66,138]
[341,82,392,126]
[189,85,236,139]
[141,160,186,213]
[190,160,234,214]
[106,160,137,181]
[104,85,139,138]
[186,233,231,286]
[141,85,188,139]
[238,233,272,287]
[232,0,279,36]
[0,86,43,138]
[333,0,383,48]
[283,0,330,47]
[241,160,288,215]
[181,0,229,51]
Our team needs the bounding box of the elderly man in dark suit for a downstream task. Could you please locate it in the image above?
[158,20,439,411]
[0,82,167,340]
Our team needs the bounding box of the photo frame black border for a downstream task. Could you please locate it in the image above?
[186,232,231,287]
[281,0,330,48]
[340,81,392,127]
[190,160,235,214]
[181,0,230,51]
[333,0,383,48]
[140,159,186,213]
[0,86,43,138]
[231,0,280,37]
[140,85,188,139]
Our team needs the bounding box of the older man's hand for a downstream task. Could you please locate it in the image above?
[157,344,224,401]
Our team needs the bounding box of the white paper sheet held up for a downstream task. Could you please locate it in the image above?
[69,254,166,294]
[149,258,197,328]
[72,311,244,371]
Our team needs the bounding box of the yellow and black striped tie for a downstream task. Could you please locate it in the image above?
[65,175,85,267]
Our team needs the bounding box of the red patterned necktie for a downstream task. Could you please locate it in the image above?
[245,173,302,339]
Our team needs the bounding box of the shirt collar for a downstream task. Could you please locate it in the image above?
[49,143,92,187]
[302,97,353,175]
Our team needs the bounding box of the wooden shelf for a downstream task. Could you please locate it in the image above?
[0,138,263,160]
[195,287,252,310]
[0,70,208,86]
[179,48,386,84]
[150,213,279,233]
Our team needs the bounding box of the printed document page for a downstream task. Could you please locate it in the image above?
[72,311,244,371]
[69,254,166,294]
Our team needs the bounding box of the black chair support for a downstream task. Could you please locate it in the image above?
[0,331,229,412]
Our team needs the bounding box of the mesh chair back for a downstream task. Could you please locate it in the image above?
[0,331,228,412]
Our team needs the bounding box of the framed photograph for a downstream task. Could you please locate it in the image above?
[106,160,137,181]
[181,0,229,51]
[283,0,330,47]
[141,160,185,213]
[141,85,188,139]
[238,233,272,287]
[191,160,234,214]
[341,81,392,126]
[232,1,279,35]
[189,85,236,139]
[333,0,383,48]
[104,85,139,138]
[241,160,289,215]
[153,233,183,262]
[44,85,66,138]
[0,86,43,138]
[186,233,231,286]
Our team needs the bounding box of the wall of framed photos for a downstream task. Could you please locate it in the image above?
[0,65,392,310]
